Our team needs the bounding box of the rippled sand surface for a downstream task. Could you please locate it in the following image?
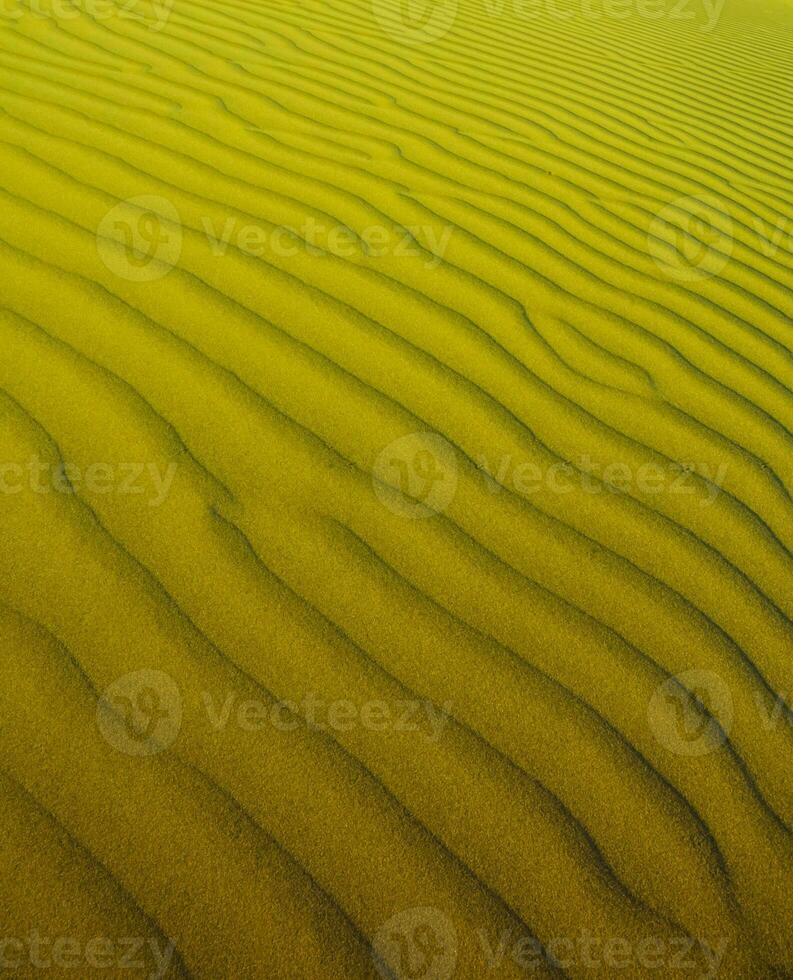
[0,0,792,974]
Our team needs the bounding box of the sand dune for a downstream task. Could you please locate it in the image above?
[0,0,792,974]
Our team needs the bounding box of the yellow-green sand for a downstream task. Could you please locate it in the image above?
[0,0,792,974]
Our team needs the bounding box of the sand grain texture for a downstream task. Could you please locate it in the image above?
[0,0,792,975]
